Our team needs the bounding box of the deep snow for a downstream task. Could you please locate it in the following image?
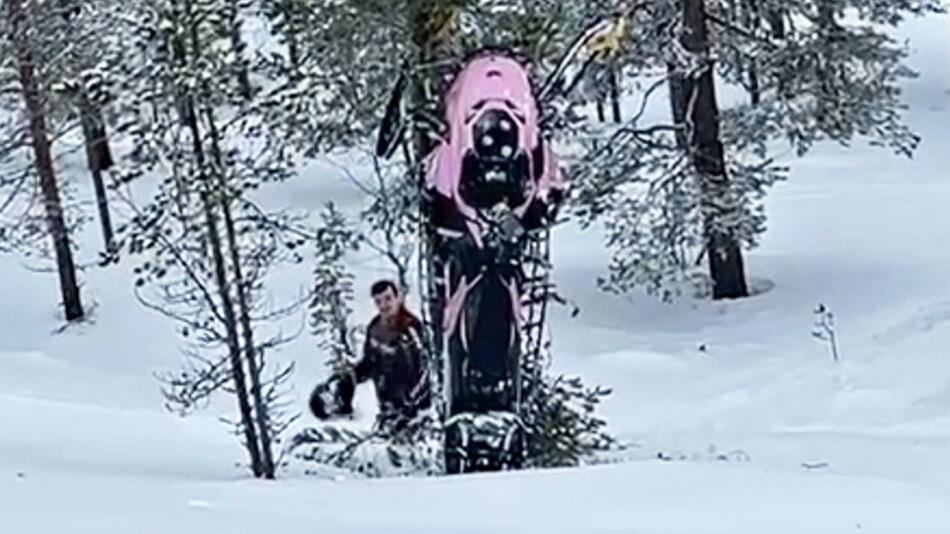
[2,13,950,534]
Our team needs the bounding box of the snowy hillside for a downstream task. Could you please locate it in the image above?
[3,13,950,534]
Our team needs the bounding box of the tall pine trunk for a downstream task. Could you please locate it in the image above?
[78,101,116,253]
[178,0,265,476]
[678,0,749,299]
[595,65,622,124]
[223,197,275,479]
[223,197,275,478]
[280,0,301,74]
[184,97,265,478]
[667,61,689,149]
[204,105,276,479]
[608,64,622,123]
[8,0,84,321]
[62,0,115,254]
[815,0,842,132]
[742,0,762,105]
[768,8,785,39]
[409,0,445,357]
[227,0,253,99]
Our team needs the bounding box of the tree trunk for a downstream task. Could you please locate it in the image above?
[748,63,761,106]
[171,33,191,125]
[765,6,788,97]
[8,0,84,321]
[204,105,276,479]
[594,64,621,124]
[179,0,264,476]
[678,0,749,299]
[79,101,115,253]
[228,0,253,99]
[744,0,762,106]
[57,0,116,254]
[768,9,785,39]
[608,64,622,123]
[281,0,301,74]
[222,196,275,479]
[815,0,843,132]
[666,62,689,149]
[409,0,446,358]
[817,0,836,29]
[184,98,265,478]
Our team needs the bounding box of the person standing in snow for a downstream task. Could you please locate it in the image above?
[310,280,430,429]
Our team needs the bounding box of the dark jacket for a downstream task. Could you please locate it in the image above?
[354,309,430,416]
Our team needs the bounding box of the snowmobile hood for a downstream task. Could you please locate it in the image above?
[427,53,558,203]
[424,51,562,250]
[445,54,540,157]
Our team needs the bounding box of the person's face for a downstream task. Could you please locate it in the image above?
[373,287,401,320]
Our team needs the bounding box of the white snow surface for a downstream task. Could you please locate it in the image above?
[3,15,950,534]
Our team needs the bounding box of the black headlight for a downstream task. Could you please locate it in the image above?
[472,109,520,162]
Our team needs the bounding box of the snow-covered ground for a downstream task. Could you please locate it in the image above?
[3,14,950,534]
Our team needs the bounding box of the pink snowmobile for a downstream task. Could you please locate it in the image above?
[376,18,627,473]
[429,51,564,472]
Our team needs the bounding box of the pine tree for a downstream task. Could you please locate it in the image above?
[3,0,84,320]
[678,0,749,299]
[309,204,360,374]
[50,0,119,254]
[703,0,934,159]
[573,0,942,299]
[112,0,303,479]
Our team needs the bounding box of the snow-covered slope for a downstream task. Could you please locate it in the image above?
[2,14,950,534]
